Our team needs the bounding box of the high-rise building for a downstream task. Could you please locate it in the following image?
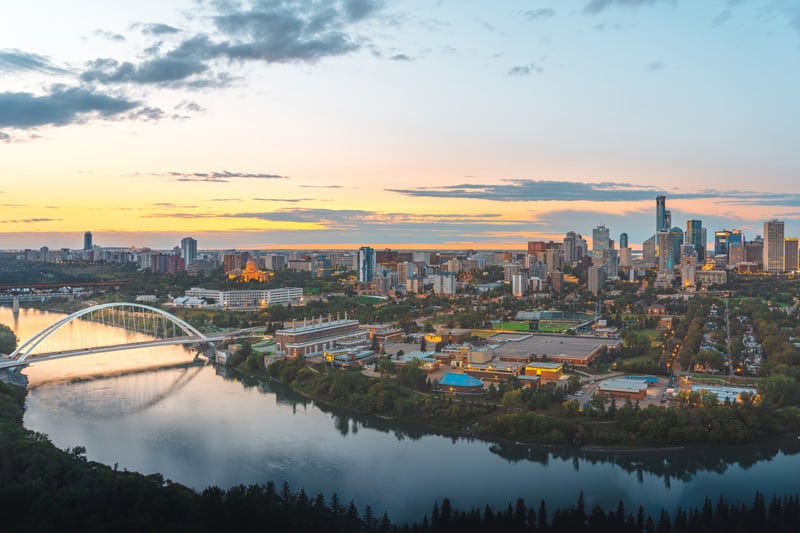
[714,230,731,259]
[83,231,92,251]
[686,220,705,259]
[592,225,610,253]
[746,236,763,267]
[527,241,546,255]
[588,265,604,295]
[728,230,745,265]
[563,231,579,264]
[657,230,674,274]
[180,237,198,266]
[670,227,684,267]
[763,220,785,274]
[785,238,799,272]
[656,195,668,232]
[357,246,376,283]
[222,253,240,273]
[619,232,628,250]
[643,235,657,264]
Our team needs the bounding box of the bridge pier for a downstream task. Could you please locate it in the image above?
[0,367,28,388]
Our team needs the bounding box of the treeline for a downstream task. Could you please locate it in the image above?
[478,396,800,447]
[267,359,495,429]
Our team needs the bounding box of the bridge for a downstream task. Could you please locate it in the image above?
[0,302,262,371]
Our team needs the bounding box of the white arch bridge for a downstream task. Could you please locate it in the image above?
[0,302,261,371]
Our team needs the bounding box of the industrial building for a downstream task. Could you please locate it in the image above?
[598,378,649,400]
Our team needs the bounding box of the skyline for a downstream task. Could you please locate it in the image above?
[2,0,799,249]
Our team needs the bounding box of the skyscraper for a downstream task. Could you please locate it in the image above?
[785,238,799,272]
[728,230,745,265]
[763,220,785,274]
[657,230,674,274]
[656,195,668,232]
[83,231,92,251]
[714,230,731,259]
[671,227,684,266]
[180,237,198,266]
[563,231,578,264]
[686,220,705,259]
[592,225,610,253]
[358,246,376,283]
[619,232,628,249]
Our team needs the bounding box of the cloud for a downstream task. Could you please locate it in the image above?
[81,56,211,86]
[144,208,528,237]
[148,171,289,183]
[80,2,385,91]
[0,49,69,74]
[300,184,344,188]
[583,0,674,16]
[135,22,181,35]
[0,85,139,129]
[153,203,197,208]
[0,132,10,143]
[252,197,316,203]
[1,217,61,224]
[387,179,800,205]
[389,53,412,61]
[647,60,664,71]
[94,29,126,42]
[508,63,543,76]
[127,106,166,121]
[523,9,556,21]
[174,100,205,113]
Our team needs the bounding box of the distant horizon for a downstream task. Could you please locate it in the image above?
[2,1,798,250]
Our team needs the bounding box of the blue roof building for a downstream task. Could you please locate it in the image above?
[439,373,484,394]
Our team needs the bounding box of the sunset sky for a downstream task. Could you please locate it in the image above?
[1,0,799,250]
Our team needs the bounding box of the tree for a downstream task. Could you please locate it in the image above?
[0,323,17,354]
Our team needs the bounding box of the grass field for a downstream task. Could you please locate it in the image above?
[538,323,571,333]
[353,296,386,305]
[494,322,532,332]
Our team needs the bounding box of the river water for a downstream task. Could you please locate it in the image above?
[4,307,800,523]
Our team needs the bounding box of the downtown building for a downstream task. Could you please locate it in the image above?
[358,246,376,283]
[763,220,785,274]
[180,237,198,266]
[785,238,799,272]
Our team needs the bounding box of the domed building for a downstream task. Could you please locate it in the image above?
[228,259,271,282]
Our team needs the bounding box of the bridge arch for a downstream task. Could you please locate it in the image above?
[9,302,207,362]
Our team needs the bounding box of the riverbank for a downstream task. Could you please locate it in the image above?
[261,358,800,450]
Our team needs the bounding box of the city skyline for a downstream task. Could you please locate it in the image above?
[2,0,799,249]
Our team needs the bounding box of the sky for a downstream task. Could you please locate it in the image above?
[1,0,799,251]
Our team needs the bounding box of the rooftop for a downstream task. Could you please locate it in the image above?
[600,378,649,393]
[491,334,621,359]
[440,373,483,388]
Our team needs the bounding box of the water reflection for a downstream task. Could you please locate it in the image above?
[487,436,800,485]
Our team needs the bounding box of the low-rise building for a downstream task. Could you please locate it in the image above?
[275,317,368,357]
[184,287,302,308]
[598,378,648,400]
[524,361,564,382]
[438,373,484,394]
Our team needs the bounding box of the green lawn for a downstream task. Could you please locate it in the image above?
[494,321,533,332]
[353,295,385,305]
[538,323,569,333]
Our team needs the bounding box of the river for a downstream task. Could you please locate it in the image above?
[4,306,800,523]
